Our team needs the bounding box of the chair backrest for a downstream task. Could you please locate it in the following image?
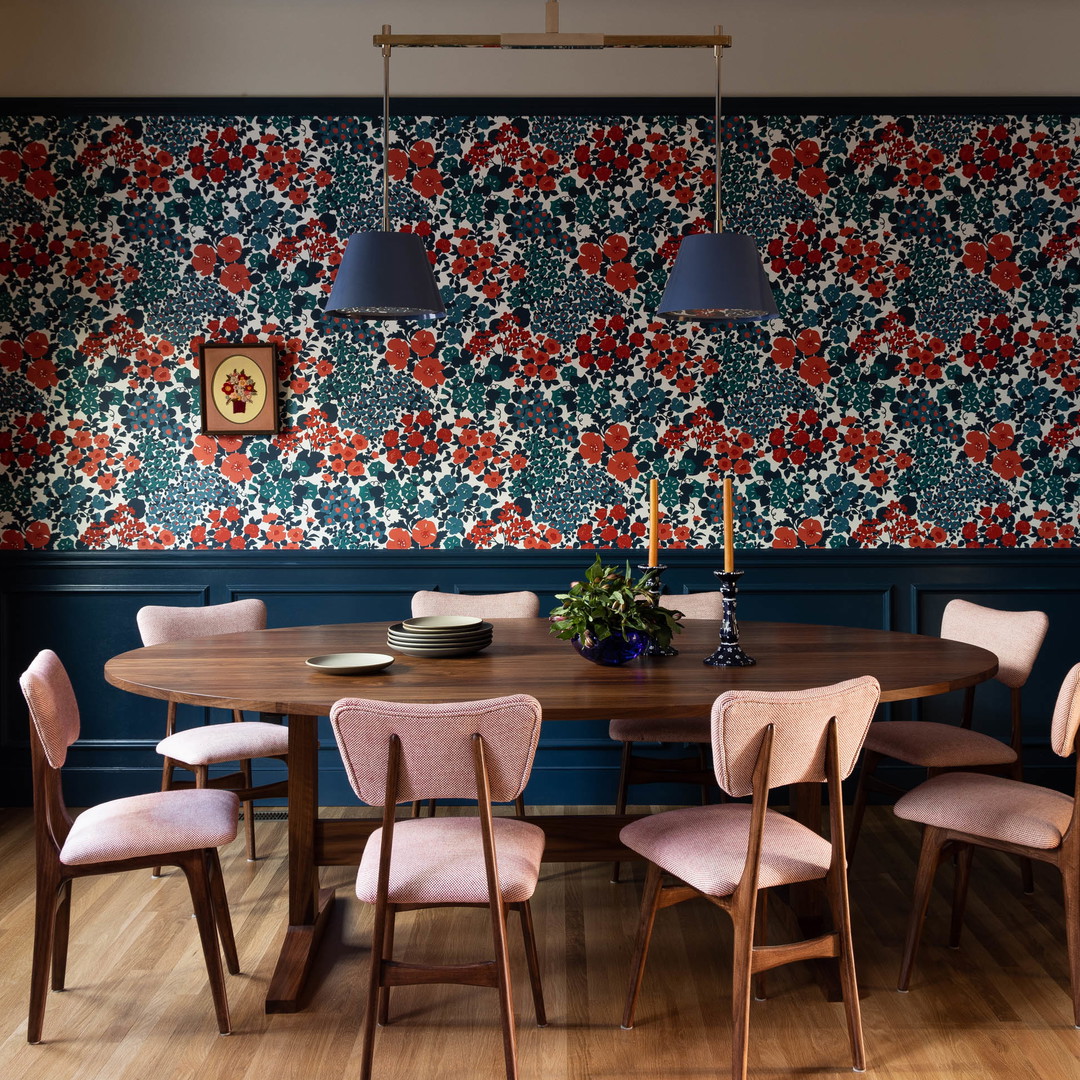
[712,676,881,798]
[330,695,542,805]
[20,649,80,770]
[136,599,267,647]
[1051,662,1080,758]
[410,590,539,619]
[669,591,723,620]
[940,599,1048,690]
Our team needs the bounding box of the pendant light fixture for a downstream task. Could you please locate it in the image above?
[324,25,445,322]
[657,27,779,323]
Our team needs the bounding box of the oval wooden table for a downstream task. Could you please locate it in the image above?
[105,618,998,1013]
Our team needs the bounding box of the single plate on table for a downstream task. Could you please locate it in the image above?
[305,653,395,675]
[402,615,484,631]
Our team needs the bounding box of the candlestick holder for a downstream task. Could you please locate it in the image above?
[637,563,678,657]
[704,569,756,667]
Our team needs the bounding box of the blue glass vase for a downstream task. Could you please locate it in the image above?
[571,630,651,666]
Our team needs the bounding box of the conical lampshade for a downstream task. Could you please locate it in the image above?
[657,232,779,322]
[324,231,445,321]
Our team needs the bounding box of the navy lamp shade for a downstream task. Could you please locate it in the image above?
[657,232,779,322]
[324,231,445,321]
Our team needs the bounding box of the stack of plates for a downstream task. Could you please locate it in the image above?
[387,615,494,658]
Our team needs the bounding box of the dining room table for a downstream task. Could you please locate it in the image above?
[104,616,998,1013]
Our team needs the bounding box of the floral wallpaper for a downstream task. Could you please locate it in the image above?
[0,108,1078,551]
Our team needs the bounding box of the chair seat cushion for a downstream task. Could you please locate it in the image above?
[157,721,290,766]
[60,789,240,866]
[356,816,545,905]
[620,804,833,898]
[894,772,1074,850]
[609,716,709,744]
[863,721,1016,767]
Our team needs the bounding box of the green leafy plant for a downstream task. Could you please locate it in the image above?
[548,555,684,649]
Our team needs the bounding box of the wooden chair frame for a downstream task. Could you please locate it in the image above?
[621,719,865,1080]
[156,699,289,870]
[27,715,238,1043]
[361,732,546,1080]
[896,728,1080,1026]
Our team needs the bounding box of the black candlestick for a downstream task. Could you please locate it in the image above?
[703,569,756,667]
[637,563,678,657]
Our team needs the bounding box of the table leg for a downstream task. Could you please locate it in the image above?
[266,713,335,1013]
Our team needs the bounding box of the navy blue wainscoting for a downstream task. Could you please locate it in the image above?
[2,548,1078,807]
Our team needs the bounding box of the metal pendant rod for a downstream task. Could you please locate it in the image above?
[715,23,723,234]
[382,23,391,231]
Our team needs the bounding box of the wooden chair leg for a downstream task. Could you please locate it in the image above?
[611,741,632,884]
[731,886,756,1080]
[28,863,62,1044]
[898,825,947,992]
[152,758,177,878]
[1020,855,1035,895]
[206,849,239,975]
[377,906,396,1026]
[360,890,389,1080]
[752,890,768,1002]
[51,878,73,992]
[1060,856,1080,1028]
[488,893,519,1080]
[240,758,256,861]
[621,860,664,1029]
[516,900,546,1026]
[949,844,974,949]
[180,851,231,1035]
[847,750,879,859]
[825,862,866,1072]
[425,799,438,817]
[513,794,526,819]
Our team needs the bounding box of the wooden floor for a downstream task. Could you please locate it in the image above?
[1,805,1078,1080]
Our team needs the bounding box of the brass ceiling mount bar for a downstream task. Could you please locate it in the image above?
[373,0,732,50]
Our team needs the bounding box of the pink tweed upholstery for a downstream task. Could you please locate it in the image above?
[609,715,709,743]
[19,650,80,770]
[157,721,289,765]
[894,772,1074,850]
[608,592,720,744]
[330,695,542,805]
[355,816,545,904]
[621,804,833,898]
[409,590,539,619]
[136,598,266,646]
[713,676,881,798]
[1050,662,1080,757]
[59,788,240,866]
[863,720,1017,767]
[940,598,1048,689]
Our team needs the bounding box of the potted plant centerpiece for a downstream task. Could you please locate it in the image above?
[548,555,684,666]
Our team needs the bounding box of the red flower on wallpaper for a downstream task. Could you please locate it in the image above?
[219,262,252,293]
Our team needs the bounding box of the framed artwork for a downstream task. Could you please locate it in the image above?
[199,341,279,436]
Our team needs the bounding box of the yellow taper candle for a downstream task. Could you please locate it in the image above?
[648,478,659,567]
[723,477,734,573]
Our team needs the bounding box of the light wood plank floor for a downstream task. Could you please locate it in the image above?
[1,805,1078,1080]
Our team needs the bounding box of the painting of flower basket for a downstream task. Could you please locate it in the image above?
[199,342,279,436]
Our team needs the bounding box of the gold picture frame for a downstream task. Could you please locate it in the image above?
[199,341,279,436]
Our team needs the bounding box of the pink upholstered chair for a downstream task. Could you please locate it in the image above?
[848,600,1048,880]
[410,589,540,619]
[19,650,240,1042]
[894,661,1080,1025]
[329,694,546,1080]
[409,589,539,818]
[609,590,723,882]
[620,676,881,1080]
[137,599,289,867]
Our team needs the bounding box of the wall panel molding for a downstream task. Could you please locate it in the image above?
[2,547,1077,806]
